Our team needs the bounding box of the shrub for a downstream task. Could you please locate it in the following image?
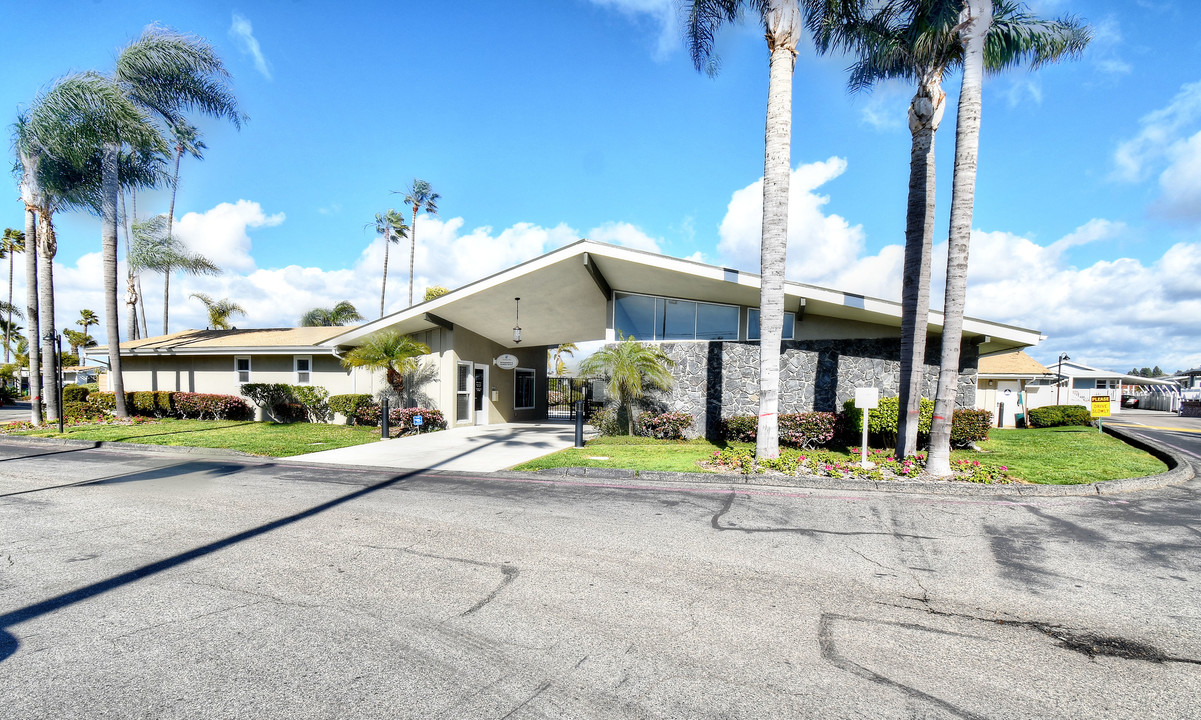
[154,391,174,416]
[131,391,158,416]
[272,402,308,423]
[721,415,758,443]
[87,391,136,413]
[240,383,295,412]
[636,411,694,440]
[588,406,624,436]
[62,384,90,403]
[349,403,382,427]
[173,393,252,420]
[842,397,934,446]
[390,407,447,435]
[63,401,103,423]
[721,412,837,449]
[950,409,992,447]
[291,386,331,423]
[329,394,377,424]
[778,412,838,449]
[1027,404,1093,428]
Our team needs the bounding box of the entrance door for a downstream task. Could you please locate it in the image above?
[473,365,489,425]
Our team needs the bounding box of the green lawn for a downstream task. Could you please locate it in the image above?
[11,419,383,457]
[515,428,1167,485]
[974,426,1166,485]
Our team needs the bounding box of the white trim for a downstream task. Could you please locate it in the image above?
[474,364,490,425]
[234,356,251,384]
[455,361,473,424]
[514,367,536,410]
[293,355,312,385]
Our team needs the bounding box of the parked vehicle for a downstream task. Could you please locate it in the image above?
[1121,394,1140,409]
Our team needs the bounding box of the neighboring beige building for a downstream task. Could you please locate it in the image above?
[975,349,1053,427]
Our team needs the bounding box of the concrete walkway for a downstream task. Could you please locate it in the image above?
[279,421,583,472]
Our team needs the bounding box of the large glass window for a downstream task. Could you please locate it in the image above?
[748,309,795,341]
[614,293,738,341]
[515,368,535,410]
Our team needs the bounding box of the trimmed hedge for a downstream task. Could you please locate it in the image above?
[329,394,376,424]
[1027,404,1093,428]
[841,396,935,446]
[721,411,839,449]
[62,384,90,403]
[171,393,253,420]
[636,411,694,440]
[950,409,992,447]
[63,401,104,423]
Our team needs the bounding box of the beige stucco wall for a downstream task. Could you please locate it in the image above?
[115,353,362,397]
[440,326,547,425]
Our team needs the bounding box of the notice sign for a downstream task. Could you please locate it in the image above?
[495,354,519,370]
[1090,395,1112,418]
[855,387,879,410]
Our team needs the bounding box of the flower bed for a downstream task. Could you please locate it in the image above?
[705,447,1012,484]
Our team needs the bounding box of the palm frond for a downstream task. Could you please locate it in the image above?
[130,213,220,274]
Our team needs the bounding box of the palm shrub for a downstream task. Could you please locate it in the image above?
[578,334,675,435]
[339,331,431,397]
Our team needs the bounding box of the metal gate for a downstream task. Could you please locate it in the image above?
[547,376,604,420]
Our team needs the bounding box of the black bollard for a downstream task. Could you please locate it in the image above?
[381,397,390,439]
[574,400,585,448]
[997,402,1004,429]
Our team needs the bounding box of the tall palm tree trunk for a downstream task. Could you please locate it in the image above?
[927,0,991,476]
[5,246,14,364]
[37,214,59,422]
[895,76,945,459]
[755,3,801,461]
[380,233,391,318]
[121,190,140,341]
[163,148,183,335]
[102,143,129,418]
[409,207,418,308]
[24,207,41,425]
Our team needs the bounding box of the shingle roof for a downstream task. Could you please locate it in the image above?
[978,349,1052,376]
[96,327,352,354]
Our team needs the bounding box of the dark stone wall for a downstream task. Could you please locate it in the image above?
[638,338,978,439]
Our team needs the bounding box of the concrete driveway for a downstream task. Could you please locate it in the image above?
[280,421,582,472]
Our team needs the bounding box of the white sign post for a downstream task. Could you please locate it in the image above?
[855,387,880,469]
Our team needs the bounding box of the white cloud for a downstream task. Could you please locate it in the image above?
[1003,77,1043,108]
[585,0,678,58]
[230,13,272,80]
[173,200,285,273]
[1112,80,1201,182]
[586,221,662,252]
[855,82,910,131]
[1155,131,1201,220]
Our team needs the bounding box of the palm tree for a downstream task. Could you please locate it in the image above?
[395,179,439,308]
[77,308,100,338]
[128,213,221,335]
[548,342,579,376]
[63,329,96,359]
[923,0,1088,475]
[1,229,25,364]
[685,0,839,460]
[820,0,1089,460]
[372,209,409,318]
[299,301,365,327]
[423,285,449,302]
[190,293,246,330]
[579,334,676,435]
[95,25,243,417]
[339,330,431,397]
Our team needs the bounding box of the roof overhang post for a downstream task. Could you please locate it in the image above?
[424,313,454,331]
[583,252,612,300]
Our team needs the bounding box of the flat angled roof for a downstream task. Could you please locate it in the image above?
[93,326,350,355]
[325,240,1043,353]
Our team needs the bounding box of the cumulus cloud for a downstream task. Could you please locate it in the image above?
[173,200,285,273]
[230,13,272,80]
[712,161,1201,371]
[586,221,662,253]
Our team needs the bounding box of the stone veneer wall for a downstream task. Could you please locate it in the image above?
[637,338,978,439]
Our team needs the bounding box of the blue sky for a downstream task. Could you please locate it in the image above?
[5,0,1201,372]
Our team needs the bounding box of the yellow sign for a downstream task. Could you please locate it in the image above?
[1091,395,1112,418]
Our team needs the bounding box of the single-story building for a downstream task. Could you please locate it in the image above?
[94,240,1042,435]
[1030,358,1181,415]
[975,349,1054,427]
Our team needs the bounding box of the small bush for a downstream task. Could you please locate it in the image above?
[154,391,174,416]
[291,386,331,423]
[329,394,377,424]
[842,397,935,447]
[63,401,104,423]
[721,415,758,443]
[779,412,838,449]
[950,409,992,447]
[131,391,158,416]
[1027,404,1093,428]
[349,403,382,426]
[390,407,447,435]
[87,391,136,413]
[271,402,308,423]
[62,384,90,403]
[636,411,694,440]
[174,393,252,420]
[240,383,294,412]
[588,406,624,436]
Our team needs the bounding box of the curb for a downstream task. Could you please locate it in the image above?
[0,435,261,460]
[526,426,1195,497]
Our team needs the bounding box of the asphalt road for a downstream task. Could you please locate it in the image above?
[1,440,1198,719]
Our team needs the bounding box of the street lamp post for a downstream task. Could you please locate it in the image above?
[1057,353,1070,406]
[42,330,63,433]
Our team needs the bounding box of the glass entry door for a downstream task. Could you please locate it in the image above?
[456,362,472,424]
[473,365,488,425]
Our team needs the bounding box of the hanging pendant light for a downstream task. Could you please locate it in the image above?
[512,297,522,344]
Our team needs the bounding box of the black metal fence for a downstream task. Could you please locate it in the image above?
[547,376,604,420]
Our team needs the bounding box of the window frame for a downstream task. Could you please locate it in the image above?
[612,291,741,342]
[746,308,796,341]
[234,356,251,384]
[514,367,536,410]
[294,355,312,385]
